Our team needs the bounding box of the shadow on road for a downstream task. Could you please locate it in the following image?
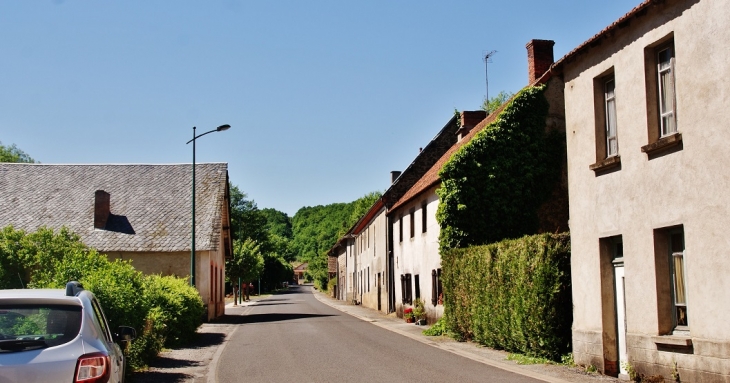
[248,302,295,307]
[238,312,335,324]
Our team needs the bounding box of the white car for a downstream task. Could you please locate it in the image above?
[0,281,136,383]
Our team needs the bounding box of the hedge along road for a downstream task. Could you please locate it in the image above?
[215,285,547,383]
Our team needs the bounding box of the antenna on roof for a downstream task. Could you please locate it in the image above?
[483,50,497,107]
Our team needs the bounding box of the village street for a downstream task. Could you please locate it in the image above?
[134,285,619,383]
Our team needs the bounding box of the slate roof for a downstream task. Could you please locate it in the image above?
[0,163,229,253]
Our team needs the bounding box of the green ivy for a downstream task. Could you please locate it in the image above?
[437,85,563,251]
[442,233,572,360]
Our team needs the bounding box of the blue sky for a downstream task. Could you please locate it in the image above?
[1,0,639,216]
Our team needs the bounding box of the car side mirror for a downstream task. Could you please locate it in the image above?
[114,326,137,344]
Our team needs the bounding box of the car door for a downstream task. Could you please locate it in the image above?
[90,298,124,382]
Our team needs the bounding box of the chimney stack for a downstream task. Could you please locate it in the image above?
[94,190,110,229]
[390,171,402,184]
[526,39,555,84]
[457,110,487,141]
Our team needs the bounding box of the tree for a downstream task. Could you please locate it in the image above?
[229,184,271,254]
[226,238,264,300]
[0,141,35,163]
[481,90,514,115]
[290,191,382,290]
[260,208,292,239]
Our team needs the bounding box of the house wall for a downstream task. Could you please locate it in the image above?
[563,0,730,380]
[107,248,225,321]
[391,185,444,323]
[106,251,190,278]
[354,209,388,314]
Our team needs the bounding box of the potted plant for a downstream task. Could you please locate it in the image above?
[413,298,427,325]
[403,307,414,323]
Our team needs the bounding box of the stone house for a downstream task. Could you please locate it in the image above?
[387,39,568,323]
[0,163,232,321]
[554,0,730,380]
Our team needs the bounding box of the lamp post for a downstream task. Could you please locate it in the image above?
[186,124,231,287]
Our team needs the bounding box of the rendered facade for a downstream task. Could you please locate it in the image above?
[558,0,730,380]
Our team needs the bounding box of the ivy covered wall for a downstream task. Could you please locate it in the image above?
[436,84,566,251]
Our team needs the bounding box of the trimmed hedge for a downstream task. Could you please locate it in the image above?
[143,274,204,348]
[442,233,572,360]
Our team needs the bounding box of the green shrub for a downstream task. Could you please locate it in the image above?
[442,232,572,360]
[326,277,337,293]
[143,275,204,348]
[0,226,204,370]
[126,307,166,370]
[80,260,149,333]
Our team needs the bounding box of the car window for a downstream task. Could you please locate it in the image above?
[90,299,112,343]
[0,305,82,351]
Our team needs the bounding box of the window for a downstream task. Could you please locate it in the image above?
[409,208,415,239]
[431,269,443,306]
[367,267,370,293]
[421,201,428,233]
[400,274,412,304]
[605,77,618,157]
[400,275,406,304]
[657,45,676,137]
[669,231,687,328]
[653,225,688,334]
[414,274,420,300]
[642,36,681,156]
[589,70,621,172]
[91,299,112,343]
[0,304,82,348]
[399,215,403,243]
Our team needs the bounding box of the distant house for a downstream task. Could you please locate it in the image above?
[326,114,466,312]
[0,163,232,321]
[328,233,353,301]
[554,0,730,380]
[293,262,308,285]
[350,199,387,312]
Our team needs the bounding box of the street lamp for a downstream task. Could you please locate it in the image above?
[186,124,231,287]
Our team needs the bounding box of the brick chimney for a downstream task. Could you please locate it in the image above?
[526,39,555,84]
[457,110,487,141]
[390,171,402,184]
[94,190,110,229]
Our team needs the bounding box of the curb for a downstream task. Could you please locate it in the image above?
[312,290,573,383]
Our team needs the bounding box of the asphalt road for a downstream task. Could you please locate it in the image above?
[215,285,545,383]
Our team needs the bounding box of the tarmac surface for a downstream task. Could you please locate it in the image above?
[132,286,621,383]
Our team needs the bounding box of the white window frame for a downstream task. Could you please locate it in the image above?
[657,45,677,137]
[669,230,688,331]
[604,77,618,157]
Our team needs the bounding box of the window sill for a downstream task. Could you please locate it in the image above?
[589,155,621,172]
[641,133,682,156]
[652,335,692,347]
